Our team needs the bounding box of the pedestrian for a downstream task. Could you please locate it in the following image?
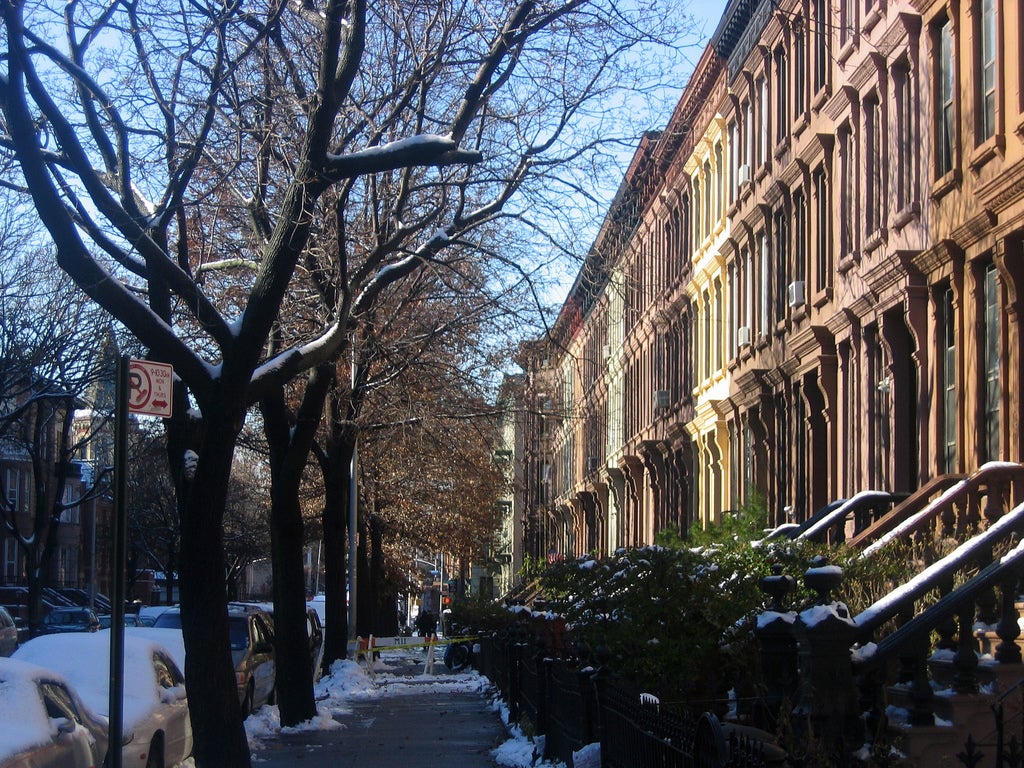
[415,608,437,638]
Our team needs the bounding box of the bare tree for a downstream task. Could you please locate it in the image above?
[1,0,693,762]
[0,247,116,634]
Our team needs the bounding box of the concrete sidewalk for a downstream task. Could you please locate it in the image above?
[250,656,506,768]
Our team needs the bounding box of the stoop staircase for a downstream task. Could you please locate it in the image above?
[759,462,1024,767]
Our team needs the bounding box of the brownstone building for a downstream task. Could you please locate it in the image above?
[514,0,1024,560]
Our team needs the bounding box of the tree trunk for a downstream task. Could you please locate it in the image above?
[261,374,329,727]
[320,411,355,669]
[176,409,251,768]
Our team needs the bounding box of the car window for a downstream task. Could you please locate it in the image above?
[228,617,250,650]
[153,652,184,688]
[153,612,182,629]
[40,682,83,724]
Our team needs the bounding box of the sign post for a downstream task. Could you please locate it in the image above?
[109,357,173,768]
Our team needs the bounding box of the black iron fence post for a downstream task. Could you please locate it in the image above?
[755,564,798,731]
[793,560,858,763]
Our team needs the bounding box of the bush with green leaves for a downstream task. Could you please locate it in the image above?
[537,536,922,705]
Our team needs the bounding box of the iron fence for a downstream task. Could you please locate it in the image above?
[476,634,776,768]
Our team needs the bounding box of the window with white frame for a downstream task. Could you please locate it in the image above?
[978,0,996,141]
[3,538,19,581]
[4,469,18,513]
[982,262,1001,462]
[758,77,768,166]
[936,15,955,176]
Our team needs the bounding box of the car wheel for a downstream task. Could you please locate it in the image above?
[241,680,254,720]
[145,735,165,768]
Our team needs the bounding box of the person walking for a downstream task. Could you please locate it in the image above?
[415,608,437,638]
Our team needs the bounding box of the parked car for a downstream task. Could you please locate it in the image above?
[153,605,276,718]
[0,656,108,768]
[306,607,325,682]
[39,608,100,635]
[97,613,148,630]
[0,606,18,657]
[15,631,193,768]
[236,602,324,683]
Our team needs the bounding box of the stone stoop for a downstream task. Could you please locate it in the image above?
[889,724,973,768]
[883,664,1024,768]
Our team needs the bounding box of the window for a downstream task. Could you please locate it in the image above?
[865,96,885,235]
[773,207,789,323]
[982,263,1000,461]
[894,62,915,211]
[714,143,724,218]
[839,126,855,256]
[693,177,702,245]
[813,167,831,292]
[978,0,996,141]
[759,232,769,335]
[813,0,828,92]
[3,538,18,581]
[703,291,711,381]
[936,16,955,176]
[941,286,957,472]
[840,0,855,48]
[793,190,807,286]
[774,46,789,144]
[728,121,737,203]
[714,279,723,372]
[758,77,769,165]
[745,99,754,169]
[703,159,712,235]
[744,247,753,334]
[794,22,806,116]
[4,469,18,513]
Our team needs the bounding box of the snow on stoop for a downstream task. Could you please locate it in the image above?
[884,665,1024,768]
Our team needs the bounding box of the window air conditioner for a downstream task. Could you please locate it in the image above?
[787,280,806,308]
[654,390,670,409]
[737,163,751,186]
[737,325,751,347]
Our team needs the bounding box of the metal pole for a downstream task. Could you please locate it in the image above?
[107,355,129,768]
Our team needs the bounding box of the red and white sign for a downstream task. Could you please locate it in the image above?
[128,359,174,417]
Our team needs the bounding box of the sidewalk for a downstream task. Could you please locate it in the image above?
[248,651,508,768]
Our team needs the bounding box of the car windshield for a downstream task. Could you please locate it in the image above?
[152,612,182,629]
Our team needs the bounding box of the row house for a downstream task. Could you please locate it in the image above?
[513,0,1024,561]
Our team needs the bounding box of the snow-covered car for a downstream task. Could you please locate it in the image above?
[0,656,108,768]
[152,605,276,718]
[14,631,192,768]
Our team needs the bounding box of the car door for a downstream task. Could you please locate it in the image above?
[152,651,192,764]
[249,615,275,706]
[39,681,101,768]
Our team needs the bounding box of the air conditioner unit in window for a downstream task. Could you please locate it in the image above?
[737,163,751,186]
[737,325,751,347]
[654,389,670,409]
[787,280,806,308]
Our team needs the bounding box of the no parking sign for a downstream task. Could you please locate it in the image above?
[128,359,173,417]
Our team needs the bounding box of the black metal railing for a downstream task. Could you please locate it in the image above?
[476,632,778,767]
